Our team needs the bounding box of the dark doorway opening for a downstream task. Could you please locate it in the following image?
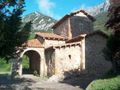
[22,50,41,75]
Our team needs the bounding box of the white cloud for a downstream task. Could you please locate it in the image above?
[78,4,92,11]
[70,4,93,14]
[37,0,61,20]
[38,0,55,13]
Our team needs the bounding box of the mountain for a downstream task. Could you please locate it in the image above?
[87,0,110,16]
[22,0,110,35]
[88,0,111,35]
[22,12,57,32]
[93,12,108,33]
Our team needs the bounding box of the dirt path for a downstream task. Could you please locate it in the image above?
[0,74,83,90]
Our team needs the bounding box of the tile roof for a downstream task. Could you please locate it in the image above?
[52,10,96,29]
[36,32,67,40]
[66,34,86,43]
[23,39,43,48]
[86,31,109,38]
[66,31,108,43]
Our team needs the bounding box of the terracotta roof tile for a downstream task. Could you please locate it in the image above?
[36,32,67,40]
[66,34,86,43]
[23,39,43,48]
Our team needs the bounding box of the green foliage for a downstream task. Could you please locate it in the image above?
[106,5,120,30]
[0,0,31,61]
[94,12,112,35]
[104,35,120,61]
[0,58,11,72]
[86,75,120,90]
[104,4,120,73]
[28,32,36,40]
[39,29,53,33]
[22,55,29,69]
[94,12,108,30]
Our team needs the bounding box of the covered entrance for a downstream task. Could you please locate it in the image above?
[22,50,41,75]
[11,39,47,78]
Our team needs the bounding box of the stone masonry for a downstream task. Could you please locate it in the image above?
[12,10,112,78]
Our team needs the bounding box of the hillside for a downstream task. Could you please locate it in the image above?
[87,0,109,16]
[93,12,112,35]
[21,0,110,36]
[22,12,57,32]
[94,12,108,32]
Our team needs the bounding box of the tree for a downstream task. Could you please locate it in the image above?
[105,0,120,73]
[0,0,30,62]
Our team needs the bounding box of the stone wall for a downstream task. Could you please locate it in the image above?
[45,49,55,76]
[53,14,93,39]
[70,16,93,37]
[53,19,70,38]
[44,39,65,48]
[36,36,44,44]
[12,48,47,77]
[54,44,82,75]
[36,35,66,48]
[85,34,112,76]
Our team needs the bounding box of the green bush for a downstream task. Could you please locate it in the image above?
[86,75,120,90]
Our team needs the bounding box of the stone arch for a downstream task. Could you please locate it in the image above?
[20,48,41,58]
[22,50,41,75]
[12,47,47,77]
[18,48,45,76]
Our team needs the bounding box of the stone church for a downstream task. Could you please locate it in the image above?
[12,10,112,77]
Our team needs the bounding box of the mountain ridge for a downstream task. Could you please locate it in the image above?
[22,11,57,32]
[87,0,110,16]
[22,0,110,33]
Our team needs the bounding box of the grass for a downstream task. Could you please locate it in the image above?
[0,55,29,74]
[0,58,11,73]
[86,73,120,90]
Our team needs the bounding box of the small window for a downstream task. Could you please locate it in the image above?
[69,55,71,59]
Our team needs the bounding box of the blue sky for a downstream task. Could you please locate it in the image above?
[24,0,105,20]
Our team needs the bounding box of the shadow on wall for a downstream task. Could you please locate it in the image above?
[70,16,93,37]
[60,69,102,89]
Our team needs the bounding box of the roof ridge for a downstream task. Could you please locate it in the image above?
[23,38,43,48]
[36,32,67,40]
[52,9,95,29]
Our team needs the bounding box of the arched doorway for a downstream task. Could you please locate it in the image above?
[22,50,41,75]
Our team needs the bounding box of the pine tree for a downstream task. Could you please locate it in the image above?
[0,0,30,62]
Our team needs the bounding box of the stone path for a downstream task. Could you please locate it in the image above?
[0,74,83,90]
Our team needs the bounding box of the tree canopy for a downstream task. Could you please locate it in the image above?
[0,0,31,61]
[105,0,120,73]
